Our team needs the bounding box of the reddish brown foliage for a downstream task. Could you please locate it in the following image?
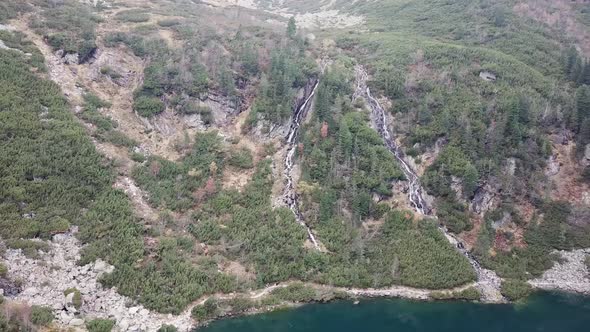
[320,121,329,138]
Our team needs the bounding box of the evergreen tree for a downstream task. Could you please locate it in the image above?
[564,46,579,77]
[570,57,584,84]
[577,118,590,154]
[315,83,330,121]
[287,16,297,39]
[504,98,522,146]
[576,85,590,130]
[338,120,353,159]
[581,60,590,86]
[518,96,530,126]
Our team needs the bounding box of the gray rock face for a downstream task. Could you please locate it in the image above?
[545,155,560,177]
[55,50,79,65]
[471,183,498,216]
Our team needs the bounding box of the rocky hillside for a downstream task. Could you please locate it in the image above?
[1,0,590,331]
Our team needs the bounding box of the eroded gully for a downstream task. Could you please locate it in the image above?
[353,65,504,303]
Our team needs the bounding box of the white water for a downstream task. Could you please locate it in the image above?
[353,65,503,302]
[283,79,322,250]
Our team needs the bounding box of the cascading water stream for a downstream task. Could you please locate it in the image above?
[353,65,503,302]
[283,79,321,250]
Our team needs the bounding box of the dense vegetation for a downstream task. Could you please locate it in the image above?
[0,302,54,331]
[500,279,532,301]
[86,318,115,332]
[247,46,317,127]
[30,0,101,63]
[330,0,590,278]
[0,43,112,240]
[132,131,226,211]
[3,0,590,326]
[300,64,404,224]
[0,28,236,315]
[0,0,32,23]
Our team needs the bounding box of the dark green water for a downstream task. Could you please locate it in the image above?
[197,292,590,332]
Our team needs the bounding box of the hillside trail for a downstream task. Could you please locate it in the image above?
[353,65,504,303]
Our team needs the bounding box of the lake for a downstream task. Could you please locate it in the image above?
[197,292,590,332]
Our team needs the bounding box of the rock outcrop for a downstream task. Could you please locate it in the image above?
[529,249,590,295]
[1,230,194,331]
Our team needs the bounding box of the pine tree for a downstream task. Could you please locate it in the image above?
[578,118,590,150]
[581,60,590,86]
[504,98,522,146]
[518,95,530,125]
[570,57,584,84]
[576,86,590,129]
[314,83,330,121]
[565,46,579,77]
[287,16,297,39]
[338,119,353,159]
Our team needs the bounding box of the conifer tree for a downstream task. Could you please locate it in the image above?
[287,16,297,39]
[576,85,590,129]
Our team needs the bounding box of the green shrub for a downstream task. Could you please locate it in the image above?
[86,318,115,332]
[431,287,480,301]
[130,152,146,163]
[270,283,316,303]
[4,240,50,259]
[30,305,54,326]
[223,297,255,313]
[64,288,83,310]
[0,0,32,23]
[500,279,532,301]
[0,263,7,277]
[0,51,113,241]
[100,66,122,79]
[191,298,218,321]
[157,19,180,27]
[84,93,111,110]
[114,10,150,23]
[133,96,165,117]
[80,93,115,131]
[158,325,178,332]
[96,130,138,148]
[227,148,254,169]
[33,1,100,62]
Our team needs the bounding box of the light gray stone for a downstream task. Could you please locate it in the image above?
[69,318,84,326]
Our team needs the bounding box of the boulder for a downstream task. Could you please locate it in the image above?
[22,287,39,296]
[69,318,84,326]
[119,318,130,331]
[0,278,21,296]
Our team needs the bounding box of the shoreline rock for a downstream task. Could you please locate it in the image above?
[1,231,194,331]
[529,249,590,295]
